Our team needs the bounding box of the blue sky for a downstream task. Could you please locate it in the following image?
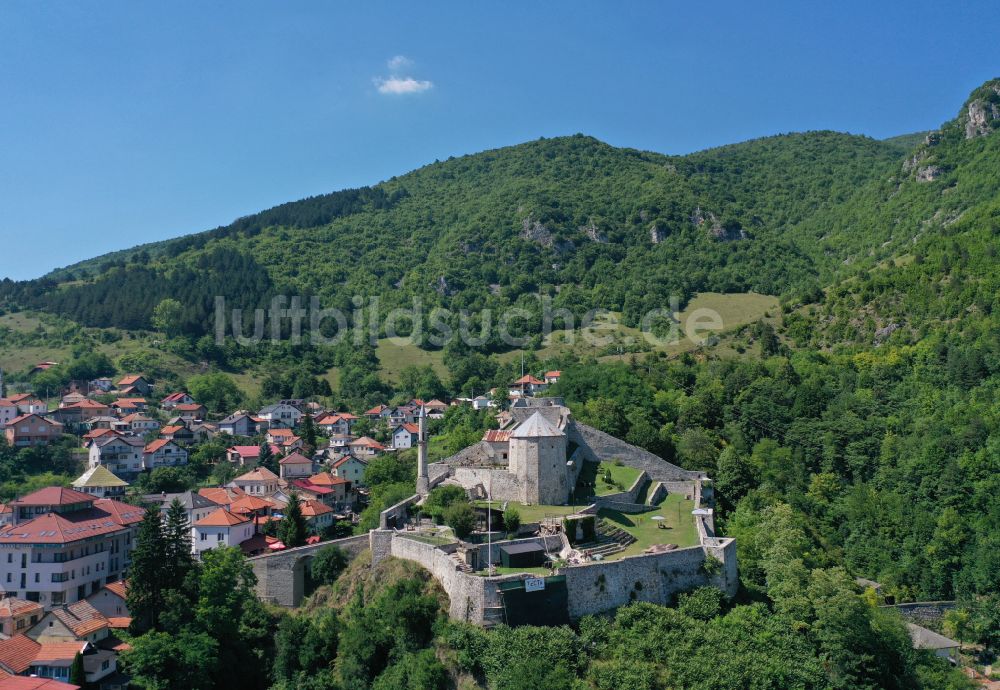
[1,1,999,280]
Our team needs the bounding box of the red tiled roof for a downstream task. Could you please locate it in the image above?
[31,641,87,664]
[331,455,367,469]
[82,429,120,441]
[0,500,144,546]
[290,480,333,496]
[267,428,295,438]
[300,500,333,517]
[350,436,384,450]
[161,392,188,403]
[306,472,348,486]
[512,375,545,385]
[197,487,243,506]
[6,414,61,430]
[364,404,388,415]
[194,508,250,527]
[279,451,312,465]
[0,635,41,674]
[394,423,419,434]
[0,598,43,619]
[483,429,512,443]
[278,435,301,447]
[67,400,108,410]
[102,580,127,599]
[144,439,171,453]
[229,495,273,514]
[338,412,358,420]
[234,467,278,483]
[106,616,131,629]
[116,375,143,386]
[160,425,185,435]
[174,403,203,412]
[0,676,82,689]
[11,487,93,507]
[51,601,108,637]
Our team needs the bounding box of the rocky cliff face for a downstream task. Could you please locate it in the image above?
[964,82,1000,139]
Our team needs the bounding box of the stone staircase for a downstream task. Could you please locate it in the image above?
[573,518,637,558]
[450,552,473,573]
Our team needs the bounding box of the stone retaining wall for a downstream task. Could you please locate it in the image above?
[379,493,419,529]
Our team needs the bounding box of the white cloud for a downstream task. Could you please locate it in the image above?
[387,55,412,71]
[375,76,433,95]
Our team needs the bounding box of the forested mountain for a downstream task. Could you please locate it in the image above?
[1,128,906,339]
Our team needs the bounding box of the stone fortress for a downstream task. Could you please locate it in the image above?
[368,397,738,626]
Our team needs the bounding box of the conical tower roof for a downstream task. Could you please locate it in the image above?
[510,411,563,438]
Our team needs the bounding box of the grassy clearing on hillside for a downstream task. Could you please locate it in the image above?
[376,339,448,384]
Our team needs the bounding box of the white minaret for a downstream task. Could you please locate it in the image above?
[416,405,429,495]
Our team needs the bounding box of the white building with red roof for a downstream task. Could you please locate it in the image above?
[193,509,253,557]
[142,439,188,470]
[508,374,548,398]
[159,392,194,410]
[349,436,384,457]
[231,467,280,497]
[390,423,420,449]
[278,451,314,480]
[0,488,144,609]
[331,454,368,487]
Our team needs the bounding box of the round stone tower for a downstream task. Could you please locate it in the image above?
[509,411,568,505]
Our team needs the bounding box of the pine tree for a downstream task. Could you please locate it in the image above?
[300,412,317,453]
[164,498,194,590]
[128,507,168,633]
[279,493,307,548]
[259,441,278,475]
[69,652,86,686]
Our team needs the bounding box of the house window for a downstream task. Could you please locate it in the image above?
[217,533,224,542]
[200,534,207,541]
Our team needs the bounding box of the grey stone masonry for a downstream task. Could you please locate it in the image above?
[250,534,369,607]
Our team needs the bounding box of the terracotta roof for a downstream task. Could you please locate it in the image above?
[0,676,82,689]
[0,598,43,619]
[350,436,384,450]
[267,428,295,438]
[544,370,562,378]
[161,392,189,403]
[102,581,127,599]
[332,455,367,469]
[315,413,344,425]
[300,500,333,517]
[0,400,15,408]
[512,375,545,385]
[116,375,144,386]
[278,435,301,447]
[337,412,358,420]
[234,467,279,483]
[279,451,312,465]
[290,480,333,496]
[6,414,61,429]
[483,429,513,443]
[50,601,108,637]
[173,403,203,412]
[113,398,146,407]
[160,425,185,435]
[31,641,87,663]
[105,616,131,630]
[394,423,419,434]
[0,635,41,674]
[307,471,347,486]
[11,487,93,508]
[229,495,273,514]
[144,439,177,454]
[364,404,389,415]
[194,508,250,527]
[0,500,144,545]
[197,487,244,506]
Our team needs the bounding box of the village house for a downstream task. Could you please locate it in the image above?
[0,635,120,686]
[4,415,63,448]
[0,397,48,418]
[159,424,194,446]
[257,401,304,429]
[0,400,18,428]
[85,580,128,619]
[0,597,43,637]
[390,423,419,449]
[142,439,188,469]
[197,486,244,509]
[88,436,144,476]
[51,400,111,428]
[172,403,207,422]
[331,454,368,487]
[218,411,256,437]
[471,395,494,410]
[118,413,159,434]
[278,451,313,480]
[109,398,147,416]
[0,488,144,609]
[349,436,384,457]
[265,428,297,446]
[315,412,353,436]
[27,600,109,645]
[509,374,547,398]
[363,404,392,422]
[423,399,448,418]
[291,472,350,509]
[142,491,218,554]
[188,421,217,443]
[71,466,127,500]
[115,375,151,397]
[327,434,354,452]
[299,500,334,532]
[231,467,280,497]
[544,370,562,385]
[225,444,278,466]
[159,392,194,410]
[193,509,253,557]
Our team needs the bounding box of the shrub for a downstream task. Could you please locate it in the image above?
[678,586,724,621]
[310,545,350,587]
[503,506,521,535]
[445,503,476,539]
